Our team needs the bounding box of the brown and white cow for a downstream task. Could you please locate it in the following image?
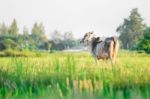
[80,32,119,64]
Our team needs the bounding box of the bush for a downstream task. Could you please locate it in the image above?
[137,28,150,54]
[0,38,18,50]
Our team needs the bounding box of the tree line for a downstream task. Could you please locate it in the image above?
[0,8,150,53]
[0,20,81,52]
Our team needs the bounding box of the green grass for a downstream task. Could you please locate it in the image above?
[0,50,150,99]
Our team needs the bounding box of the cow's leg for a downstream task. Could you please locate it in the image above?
[92,53,98,65]
[108,53,113,64]
[112,54,116,63]
[94,56,98,64]
[113,38,119,64]
[108,42,114,64]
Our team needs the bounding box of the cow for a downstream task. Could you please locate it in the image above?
[80,31,119,64]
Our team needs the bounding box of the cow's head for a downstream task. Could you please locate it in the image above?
[80,31,94,44]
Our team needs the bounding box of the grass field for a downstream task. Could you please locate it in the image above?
[0,50,150,99]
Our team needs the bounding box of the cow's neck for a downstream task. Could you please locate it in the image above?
[87,38,94,53]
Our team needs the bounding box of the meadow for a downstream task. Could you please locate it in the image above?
[0,50,150,99]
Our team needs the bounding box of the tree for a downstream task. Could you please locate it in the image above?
[63,32,75,48]
[23,26,29,37]
[31,22,46,41]
[51,30,62,44]
[0,22,9,35]
[63,32,74,40]
[21,26,30,50]
[32,23,45,38]
[50,31,80,50]
[9,19,18,35]
[50,30,64,50]
[31,22,47,49]
[116,8,146,49]
[0,38,18,50]
[137,27,150,53]
[39,41,52,52]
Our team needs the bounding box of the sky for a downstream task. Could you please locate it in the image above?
[0,0,150,38]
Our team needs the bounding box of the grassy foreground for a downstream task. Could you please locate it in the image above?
[0,51,150,99]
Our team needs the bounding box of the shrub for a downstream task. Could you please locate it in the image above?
[137,28,150,54]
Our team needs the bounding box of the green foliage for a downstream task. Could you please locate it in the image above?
[1,39,18,49]
[137,27,150,53]
[51,31,80,50]
[39,41,52,52]
[9,19,18,36]
[0,51,149,98]
[0,20,81,52]
[0,21,53,51]
[31,22,46,42]
[0,35,18,50]
[0,23,9,35]
[63,32,74,48]
[30,22,51,50]
[117,8,146,49]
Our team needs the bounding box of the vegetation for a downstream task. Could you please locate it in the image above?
[50,30,81,50]
[0,8,150,53]
[137,27,150,53]
[117,8,146,49]
[0,51,149,99]
[0,20,81,52]
[0,7,150,99]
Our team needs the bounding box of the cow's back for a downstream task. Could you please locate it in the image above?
[95,37,119,60]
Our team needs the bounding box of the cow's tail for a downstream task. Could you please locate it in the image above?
[112,37,119,63]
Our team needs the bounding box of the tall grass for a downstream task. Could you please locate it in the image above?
[0,51,150,99]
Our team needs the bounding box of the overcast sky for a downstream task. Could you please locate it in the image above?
[0,0,150,38]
